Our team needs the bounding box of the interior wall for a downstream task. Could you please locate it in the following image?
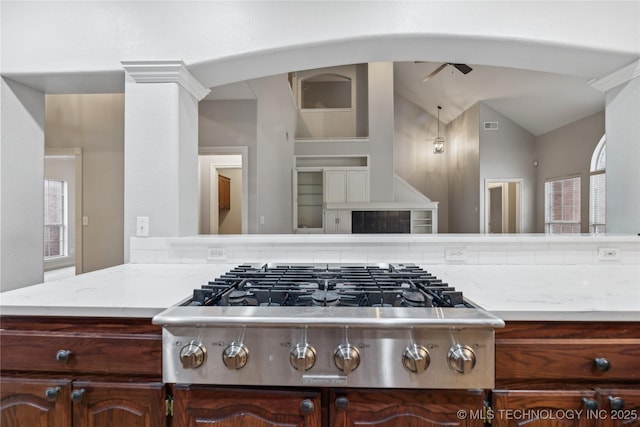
[393,93,449,232]
[295,64,360,139]
[1,78,45,292]
[447,103,480,233]
[605,78,640,234]
[479,103,536,233]
[44,157,76,270]
[535,110,605,233]
[247,74,297,233]
[367,62,395,202]
[199,100,258,232]
[219,168,242,234]
[45,94,124,273]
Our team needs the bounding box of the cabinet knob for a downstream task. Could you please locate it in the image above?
[593,357,611,372]
[44,387,61,401]
[70,389,86,403]
[335,396,349,410]
[609,396,625,410]
[300,399,315,414]
[582,397,598,411]
[55,349,71,363]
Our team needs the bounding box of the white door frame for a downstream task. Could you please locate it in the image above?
[483,178,523,234]
[199,146,248,234]
[45,147,83,274]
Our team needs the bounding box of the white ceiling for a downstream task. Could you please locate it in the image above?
[393,62,606,136]
[207,62,606,137]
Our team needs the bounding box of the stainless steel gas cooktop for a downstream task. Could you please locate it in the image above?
[153,263,504,389]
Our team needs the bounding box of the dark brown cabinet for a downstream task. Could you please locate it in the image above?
[0,377,72,427]
[172,386,321,427]
[493,322,640,427]
[0,316,166,427]
[330,389,486,427]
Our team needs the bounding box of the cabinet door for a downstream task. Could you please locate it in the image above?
[325,170,347,203]
[0,377,71,427]
[71,380,165,427]
[492,390,597,427]
[597,388,640,427]
[346,170,368,202]
[172,386,321,427]
[325,210,351,234]
[330,389,486,427]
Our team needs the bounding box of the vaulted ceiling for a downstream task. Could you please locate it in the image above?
[393,61,605,136]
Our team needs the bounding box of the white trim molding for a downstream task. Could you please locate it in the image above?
[121,60,210,100]
[588,59,640,92]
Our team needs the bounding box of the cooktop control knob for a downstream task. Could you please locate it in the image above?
[334,344,360,374]
[290,344,316,371]
[223,342,249,370]
[179,342,207,369]
[402,344,430,374]
[447,344,476,374]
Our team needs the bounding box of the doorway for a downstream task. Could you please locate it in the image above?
[44,148,82,277]
[484,179,522,234]
[198,147,248,234]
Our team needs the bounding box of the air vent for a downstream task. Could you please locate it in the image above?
[483,121,499,130]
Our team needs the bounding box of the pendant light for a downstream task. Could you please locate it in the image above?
[434,105,444,154]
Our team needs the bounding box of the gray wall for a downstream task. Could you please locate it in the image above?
[199,100,258,232]
[479,103,537,233]
[393,93,449,232]
[367,62,395,202]
[295,64,368,139]
[1,78,45,292]
[535,111,605,233]
[248,74,297,233]
[46,94,124,273]
[447,103,480,233]
[605,78,640,234]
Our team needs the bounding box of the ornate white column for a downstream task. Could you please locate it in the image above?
[590,60,640,234]
[122,61,209,261]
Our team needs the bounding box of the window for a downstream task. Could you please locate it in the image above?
[545,176,581,233]
[44,179,67,258]
[589,135,606,233]
[301,73,352,109]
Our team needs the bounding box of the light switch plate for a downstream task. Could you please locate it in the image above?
[136,216,149,237]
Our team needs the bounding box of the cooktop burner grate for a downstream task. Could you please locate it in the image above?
[185,263,471,308]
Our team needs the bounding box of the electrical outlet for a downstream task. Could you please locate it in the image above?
[598,247,621,261]
[207,247,227,261]
[445,248,466,262]
[136,216,149,237]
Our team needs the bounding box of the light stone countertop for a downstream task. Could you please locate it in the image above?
[0,263,638,321]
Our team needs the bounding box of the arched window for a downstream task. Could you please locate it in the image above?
[589,135,606,233]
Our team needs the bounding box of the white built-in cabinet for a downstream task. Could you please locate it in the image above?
[324,209,352,234]
[411,209,438,234]
[292,169,324,233]
[324,168,369,204]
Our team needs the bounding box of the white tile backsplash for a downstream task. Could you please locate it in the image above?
[129,235,640,266]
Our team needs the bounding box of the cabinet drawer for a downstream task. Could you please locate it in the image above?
[0,331,161,376]
[496,339,640,381]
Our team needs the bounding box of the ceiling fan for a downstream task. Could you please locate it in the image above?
[422,63,473,82]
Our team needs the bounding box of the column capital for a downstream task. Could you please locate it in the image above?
[588,59,640,92]
[121,60,210,101]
